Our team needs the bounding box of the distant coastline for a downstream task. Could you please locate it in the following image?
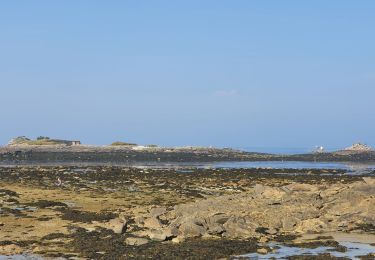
[1,137,375,163]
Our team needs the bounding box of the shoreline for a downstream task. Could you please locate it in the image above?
[1,145,375,163]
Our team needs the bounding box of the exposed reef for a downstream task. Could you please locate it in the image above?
[1,166,375,259]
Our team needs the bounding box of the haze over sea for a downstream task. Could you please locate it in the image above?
[239,146,340,155]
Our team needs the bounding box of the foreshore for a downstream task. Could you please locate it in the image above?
[1,165,374,259]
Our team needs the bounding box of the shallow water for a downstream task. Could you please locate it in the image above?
[242,241,375,259]
[3,242,374,260]
[12,206,38,212]
[199,161,375,171]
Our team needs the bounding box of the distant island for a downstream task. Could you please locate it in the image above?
[7,136,156,148]
[1,136,375,163]
[8,136,81,146]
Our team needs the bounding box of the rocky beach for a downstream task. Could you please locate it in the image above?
[1,141,375,259]
[1,163,375,259]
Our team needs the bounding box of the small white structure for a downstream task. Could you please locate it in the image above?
[70,141,81,146]
[313,146,325,153]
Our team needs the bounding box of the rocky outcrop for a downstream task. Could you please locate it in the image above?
[7,136,31,146]
[103,217,127,234]
[137,180,375,242]
[344,143,373,152]
[6,136,81,146]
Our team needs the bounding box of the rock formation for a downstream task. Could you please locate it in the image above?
[135,180,375,242]
[344,143,373,152]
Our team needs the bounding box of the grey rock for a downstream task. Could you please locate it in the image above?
[143,217,162,229]
[134,216,145,225]
[179,221,206,238]
[223,217,255,238]
[207,225,225,235]
[125,237,149,246]
[106,217,127,234]
[282,216,299,231]
[164,226,180,238]
[208,213,229,225]
[254,184,265,195]
[149,207,167,218]
[148,230,167,241]
[265,227,277,235]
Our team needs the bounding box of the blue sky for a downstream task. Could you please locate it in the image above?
[1,1,374,150]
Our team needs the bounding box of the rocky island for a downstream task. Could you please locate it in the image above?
[1,137,375,164]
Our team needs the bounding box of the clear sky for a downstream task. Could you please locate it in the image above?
[1,1,374,150]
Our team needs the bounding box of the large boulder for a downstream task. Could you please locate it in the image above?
[143,217,163,229]
[223,216,257,238]
[147,227,179,241]
[149,207,167,218]
[179,220,206,238]
[105,217,127,234]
